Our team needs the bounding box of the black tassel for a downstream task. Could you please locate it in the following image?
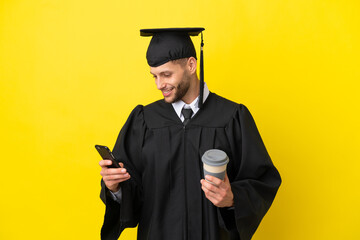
[198,32,204,108]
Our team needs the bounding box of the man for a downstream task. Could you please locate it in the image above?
[99,28,281,240]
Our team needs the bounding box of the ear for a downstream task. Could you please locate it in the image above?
[187,57,197,74]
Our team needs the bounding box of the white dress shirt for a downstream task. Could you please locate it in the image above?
[171,83,210,120]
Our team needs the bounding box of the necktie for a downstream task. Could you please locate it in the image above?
[182,108,193,126]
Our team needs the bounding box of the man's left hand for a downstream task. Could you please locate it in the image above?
[200,173,234,208]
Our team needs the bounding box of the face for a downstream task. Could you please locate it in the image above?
[150,60,191,103]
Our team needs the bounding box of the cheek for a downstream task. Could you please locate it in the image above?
[167,77,180,87]
[173,73,187,86]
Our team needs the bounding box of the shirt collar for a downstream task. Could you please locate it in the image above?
[172,83,210,120]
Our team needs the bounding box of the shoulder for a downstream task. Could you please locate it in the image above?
[210,93,250,113]
[195,93,249,127]
[128,100,173,118]
[193,93,256,128]
[143,99,167,113]
[208,93,238,109]
[126,104,144,119]
[120,105,145,130]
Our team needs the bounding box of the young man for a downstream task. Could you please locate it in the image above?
[99,28,281,240]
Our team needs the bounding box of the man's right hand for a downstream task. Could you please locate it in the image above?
[99,160,131,193]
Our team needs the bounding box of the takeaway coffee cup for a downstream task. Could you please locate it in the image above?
[201,149,229,181]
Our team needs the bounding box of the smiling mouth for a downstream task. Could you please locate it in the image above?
[162,88,174,97]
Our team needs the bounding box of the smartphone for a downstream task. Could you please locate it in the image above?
[95,145,121,168]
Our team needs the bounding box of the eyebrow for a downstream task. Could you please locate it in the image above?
[150,71,172,76]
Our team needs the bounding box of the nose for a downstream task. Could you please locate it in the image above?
[155,77,165,90]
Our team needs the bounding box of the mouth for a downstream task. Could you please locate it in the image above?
[162,87,174,97]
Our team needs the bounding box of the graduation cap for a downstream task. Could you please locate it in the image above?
[140,27,205,108]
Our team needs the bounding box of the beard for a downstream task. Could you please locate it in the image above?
[164,72,191,103]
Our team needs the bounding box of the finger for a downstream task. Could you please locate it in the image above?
[201,179,229,201]
[205,175,222,186]
[103,173,131,181]
[201,185,220,205]
[101,168,127,178]
[219,174,232,191]
[119,162,125,168]
[103,173,131,182]
[99,160,113,167]
[106,167,127,175]
[104,178,124,184]
[105,173,130,179]
[201,184,217,198]
[201,179,219,194]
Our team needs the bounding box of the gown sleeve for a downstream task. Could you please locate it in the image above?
[100,105,145,240]
[220,104,281,240]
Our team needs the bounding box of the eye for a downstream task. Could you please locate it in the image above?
[164,73,172,77]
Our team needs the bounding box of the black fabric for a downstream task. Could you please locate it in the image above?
[140,28,204,67]
[182,108,193,126]
[100,93,281,240]
[140,28,205,37]
[145,32,197,67]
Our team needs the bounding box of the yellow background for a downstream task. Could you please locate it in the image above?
[1,0,359,239]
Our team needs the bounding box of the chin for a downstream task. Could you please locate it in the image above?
[164,97,176,104]
[162,91,179,103]
[163,88,185,103]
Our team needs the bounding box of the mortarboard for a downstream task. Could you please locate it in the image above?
[140,28,205,108]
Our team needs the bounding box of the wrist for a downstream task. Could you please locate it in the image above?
[109,184,120,193]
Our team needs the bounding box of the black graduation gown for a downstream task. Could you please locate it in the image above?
[100,93,281,240]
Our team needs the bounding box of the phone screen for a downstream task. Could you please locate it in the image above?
[95,145,120,168]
